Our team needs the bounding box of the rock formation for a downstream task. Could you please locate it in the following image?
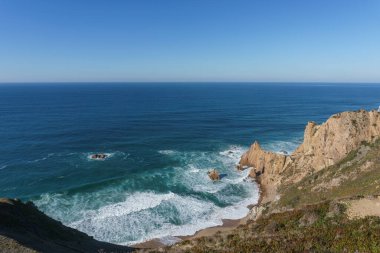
[91,153,108,160]
[208,169,220,181]
[239,110,380,203]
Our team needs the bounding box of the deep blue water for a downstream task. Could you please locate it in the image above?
[1,83,380,244]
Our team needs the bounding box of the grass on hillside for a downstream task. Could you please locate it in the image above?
[138,138,380,253]
[142,201,380,253]
[277,139,380,209]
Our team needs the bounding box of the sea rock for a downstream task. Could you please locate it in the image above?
[91,153,108,160]
[239,110,380,203]
[208,169,220,181]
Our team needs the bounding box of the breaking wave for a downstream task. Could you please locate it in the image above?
[262,138,302,155]
[34,144,259,245]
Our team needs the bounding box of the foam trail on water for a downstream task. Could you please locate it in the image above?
[75,192,176,221]
[26,153,54,164]
[34,144,258,246]
[158,150,177,155]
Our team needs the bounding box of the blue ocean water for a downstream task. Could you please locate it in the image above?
[1,83,380,245]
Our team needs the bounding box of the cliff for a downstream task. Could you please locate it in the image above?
[155,109,380,252]
[0,198,133,253]
[239,109,380,203]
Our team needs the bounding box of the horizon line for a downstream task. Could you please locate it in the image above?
[1,81,380,85]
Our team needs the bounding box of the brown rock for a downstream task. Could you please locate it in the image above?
[238,110,380,204]
[208,169,220,181]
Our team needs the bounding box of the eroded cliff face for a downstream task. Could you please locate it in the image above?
[239,110,380,203]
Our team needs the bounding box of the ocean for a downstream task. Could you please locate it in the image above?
[1,83,380,245]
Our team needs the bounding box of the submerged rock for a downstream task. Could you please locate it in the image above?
[208,169,220,181]
[90,153,108,160]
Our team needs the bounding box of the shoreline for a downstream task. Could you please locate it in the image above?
[133,178,265,249]
[132,215,250,249]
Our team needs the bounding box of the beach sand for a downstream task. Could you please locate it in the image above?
[133,204,255,249]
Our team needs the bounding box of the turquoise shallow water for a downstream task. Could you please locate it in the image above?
[1,83,380,244]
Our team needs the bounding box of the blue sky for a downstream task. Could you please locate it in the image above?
[0,0,379,82]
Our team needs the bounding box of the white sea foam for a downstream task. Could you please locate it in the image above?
[34,144,259,246]
[35,179,258,246]
[85,151,128,161]
[219,145,246,161]
[262,139,302,155]
[77,192,176,221]
[158,150,176,155]
[26,153,55,164]
[224,169,252,184]
[64,190,258,246]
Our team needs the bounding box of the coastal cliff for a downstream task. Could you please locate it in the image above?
[2,109,380,253]
[154,109,380,252]
[0,198,133,253]
[239,109,380,203]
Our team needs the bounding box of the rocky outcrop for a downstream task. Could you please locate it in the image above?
[0,198,133,253]
[240,141,291,179]
[90,153,108,160]
[239,110,380,203]
[208,169,220,181]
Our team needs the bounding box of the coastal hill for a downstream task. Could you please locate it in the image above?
[1,110,380,252]
[239,109,380,204]
[148,109,380,252]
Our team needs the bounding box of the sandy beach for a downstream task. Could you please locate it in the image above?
[133,216,249,249]
[133,187,264,250]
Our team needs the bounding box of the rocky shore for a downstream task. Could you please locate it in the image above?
[143,109,380,252]
[239,109,380,204]
[2,109,380,253]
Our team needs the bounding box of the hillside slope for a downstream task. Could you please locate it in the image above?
[0,198,133,253]
[239,109,380,204]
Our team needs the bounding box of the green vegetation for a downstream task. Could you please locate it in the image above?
[277,141,380,208]
[143,201,380,253]
[277,140,380,209]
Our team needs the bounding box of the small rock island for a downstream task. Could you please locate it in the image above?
[207,169,220,181]
[90,153,108,160]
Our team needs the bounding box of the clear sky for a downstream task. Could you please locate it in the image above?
[0,0,379,82]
